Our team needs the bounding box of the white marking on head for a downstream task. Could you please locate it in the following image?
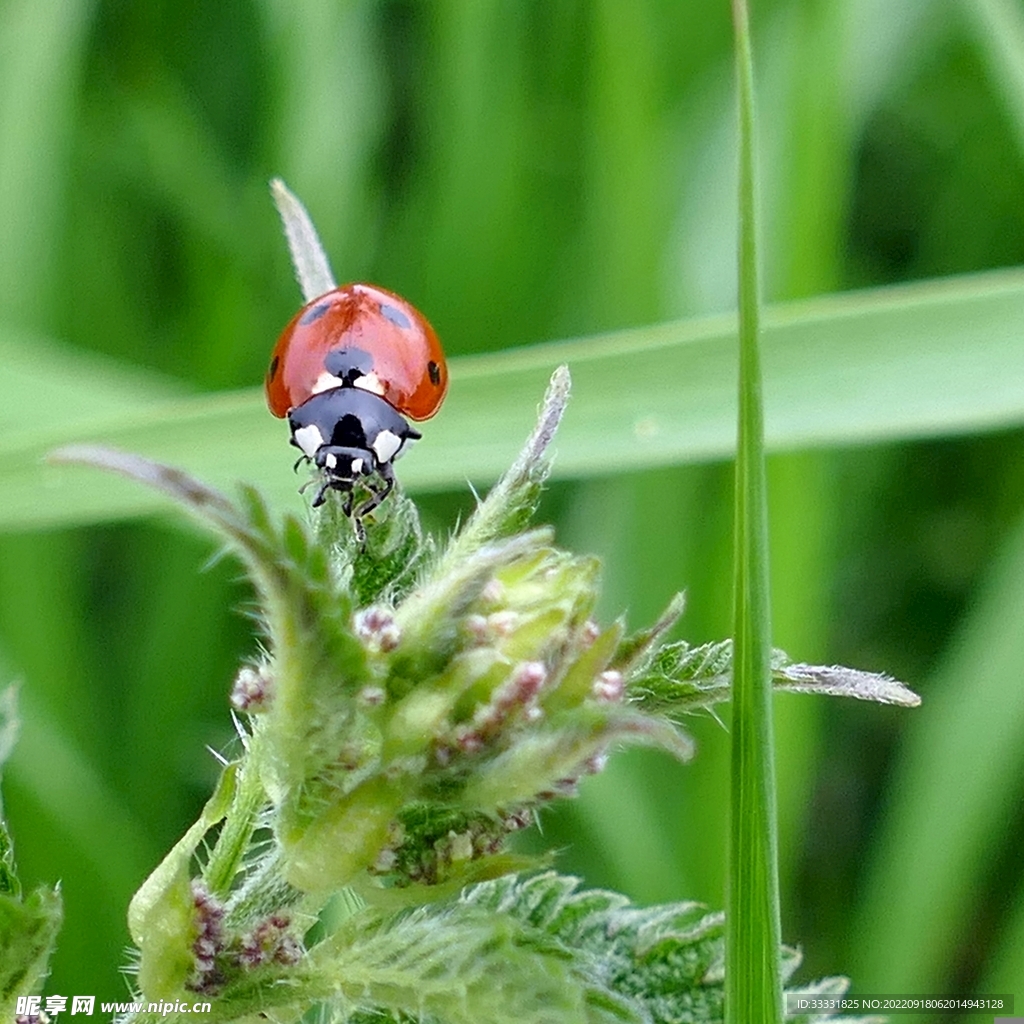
[293,424,325,458]
[311,370,344,395]
[325,452,338,469]
[372,429,403,464]
[353,371,385,396]
[351,457,364,474]
[394,433,417,460]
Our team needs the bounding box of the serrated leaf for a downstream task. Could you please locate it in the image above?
[46,450,374,808]
[440,366,571,567]
[628,639,919,713]
[773,663,920,707]
[451,874,869,1024]
[317,899,590,1024]
[345,491,432,608]
[0,688,63,1011]
[0,885,63,1015]
[460,874,722,1024]
[785,977,886,1024]
[610,594,686,679]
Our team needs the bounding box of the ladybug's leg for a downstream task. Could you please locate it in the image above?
[312,479,332,508]
[354,464,395,521]
[352,515,367,546]
[340,486,356,518]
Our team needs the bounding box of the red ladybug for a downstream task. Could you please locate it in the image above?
[266,283,448,519]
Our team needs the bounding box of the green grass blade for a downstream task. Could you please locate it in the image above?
[0,329,182,433]
[851,510,1024,992]
[964,0,1024,157]
[6,691,151,899]
[3,267,1024,530]
[726,1,782,1022]
[0,0,92,327]
[978,880,1024,1005]
[259,0,382,278]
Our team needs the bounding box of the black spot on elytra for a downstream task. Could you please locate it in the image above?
[379,303,412,329]
[300,302,332,326]
[268,355,279,381]
[428,360,441,385]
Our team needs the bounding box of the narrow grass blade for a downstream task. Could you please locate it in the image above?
[0,0,92,325]
[851,510,1024,992]
[964,0,1024,158]
[726,1,783,1021]
[6,690,152,898]
[978,880,1024,1005]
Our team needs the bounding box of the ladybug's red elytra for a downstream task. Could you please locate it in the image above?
[266,282,448,519]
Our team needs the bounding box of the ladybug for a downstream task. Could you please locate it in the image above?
[266,282,448,519]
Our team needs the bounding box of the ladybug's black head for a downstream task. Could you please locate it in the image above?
[308,444,380,511]
[287,385,421,516]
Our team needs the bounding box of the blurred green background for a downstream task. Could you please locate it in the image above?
[2,0,1024,1017]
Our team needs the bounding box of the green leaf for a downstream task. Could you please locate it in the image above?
[344,492,433,608]
[438,365,571,567]
[610,593,686,680]
[310,872,870,1024]
[458,873,864,1024]
[0,689,63,1016]
[128,763,237,998]
[784,977,886,1024]
[282,776,406,894]
[0,885,63,1016]
[4,267,1024,531]
[316,896,590,1024]
[628,640,920,713]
